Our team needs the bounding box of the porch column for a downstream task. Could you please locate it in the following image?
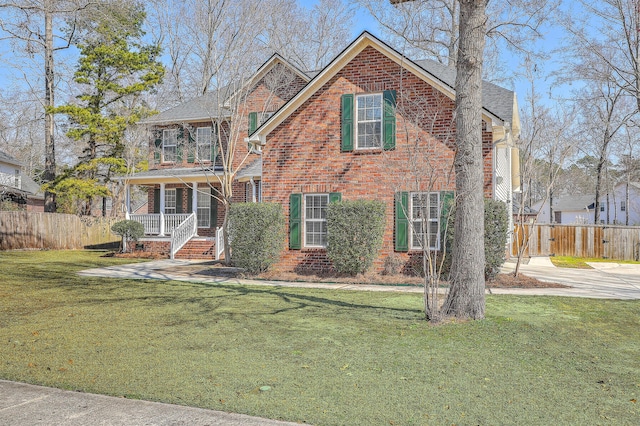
[125,184,131,219]
[250,178,257,203]
[192,182,199,236]
[159,183,166,236]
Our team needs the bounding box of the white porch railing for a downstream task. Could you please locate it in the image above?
[170,212,197,259]
[129,213,193,236]
[216,226,224,260]
[130,213,161,235]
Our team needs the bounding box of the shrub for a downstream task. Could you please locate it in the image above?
[228,203,285,274]
[326,200,385,275]
[443,198,509,280]
[111,220,144,253]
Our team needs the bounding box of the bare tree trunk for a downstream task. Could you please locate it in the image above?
[442,0,487,320]
[43,0,56,212]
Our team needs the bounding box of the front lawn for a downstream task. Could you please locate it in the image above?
[1,250,638,425]
[551,256,640,269]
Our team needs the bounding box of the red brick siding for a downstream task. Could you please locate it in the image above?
[262,46,495,272]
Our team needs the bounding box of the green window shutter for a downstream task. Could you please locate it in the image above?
[154,134,162,163]
[383,90,396,150]
[329,192,342,203]
[289,193,302,249]
[341,94,354,152]
[440,191,455,251]
[187,129,195,163]
[210,187,218,228]
[176,128,184,162]
[248,112,258,135]
[395,191,409,252]
[175,188,183,214]
[187,188,193,213]
[153,188,160,214]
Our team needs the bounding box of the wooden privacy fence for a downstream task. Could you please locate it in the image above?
[513,224,640,260]
[0,211,119,251]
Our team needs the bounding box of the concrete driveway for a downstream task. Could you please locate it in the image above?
[498,257,640,300]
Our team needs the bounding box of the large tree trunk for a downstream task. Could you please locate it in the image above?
[43,0,56,213]
[442,0,487,320]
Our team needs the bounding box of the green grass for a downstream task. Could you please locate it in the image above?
[551,256,640,269]
[1,250,639,425]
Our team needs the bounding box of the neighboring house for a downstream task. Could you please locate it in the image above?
[0,150,44,212]
[532,195,594,224]
[604,182,640,226]
[125,32,521,267]
[532,182,640,226]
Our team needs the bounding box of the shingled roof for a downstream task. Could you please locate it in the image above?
[414,59,517,124]
[0,149,22,167]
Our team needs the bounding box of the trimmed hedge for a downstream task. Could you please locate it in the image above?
[228,202,285,274]
[326,200,386,275]
[111,220,144,252]
[443,198,509,280]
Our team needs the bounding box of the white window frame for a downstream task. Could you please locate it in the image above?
[196,191,210,228]
[409,192,440,251]
[304,193,329,248]
[165,188,177,214]
[14,169,20,188]
[355,93,383,150]
[196,127,212,162]
[162,129,178,163]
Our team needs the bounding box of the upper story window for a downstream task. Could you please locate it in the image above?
[356,93,382,149]
[341,91,396,152]
[163,129,178,162]
[14,169,20,188]
[196,127,212,162]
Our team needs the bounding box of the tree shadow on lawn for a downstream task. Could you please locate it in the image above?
[59,278,424,321]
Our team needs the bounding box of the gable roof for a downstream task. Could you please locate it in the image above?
[249,31,518,145]
[142,54,311,126]
[0,150,22,167]
[554,195,595,211]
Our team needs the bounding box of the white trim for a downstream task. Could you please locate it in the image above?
[409,192,440,251]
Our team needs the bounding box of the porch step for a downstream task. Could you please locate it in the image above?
[174,239,216,260]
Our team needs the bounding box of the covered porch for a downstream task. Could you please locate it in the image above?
[121,168,225,259]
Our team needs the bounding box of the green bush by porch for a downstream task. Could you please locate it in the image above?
[228,202,285,274]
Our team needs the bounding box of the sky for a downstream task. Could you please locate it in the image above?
[298,0,569,111]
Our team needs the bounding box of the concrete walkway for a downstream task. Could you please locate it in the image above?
[0,380,300,426]
[78,257,640,300]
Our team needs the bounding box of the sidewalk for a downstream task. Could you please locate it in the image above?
[78,256,640,300]
[0,380,300,426]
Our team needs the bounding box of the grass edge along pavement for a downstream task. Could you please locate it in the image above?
[0,250,639,425]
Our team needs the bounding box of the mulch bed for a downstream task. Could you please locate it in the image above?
[162,261,569,289]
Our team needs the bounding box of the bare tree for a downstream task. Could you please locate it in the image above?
[0,0,98,212]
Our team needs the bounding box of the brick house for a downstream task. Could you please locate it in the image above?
[246,32,520,272]
[123,54,310,258]
[126,32,520,268]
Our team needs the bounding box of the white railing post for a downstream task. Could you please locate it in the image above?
[159,211,165,236]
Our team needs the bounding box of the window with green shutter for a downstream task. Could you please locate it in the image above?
[342,91,396,152]
[153,133,162,164]
[395,191,446,252]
